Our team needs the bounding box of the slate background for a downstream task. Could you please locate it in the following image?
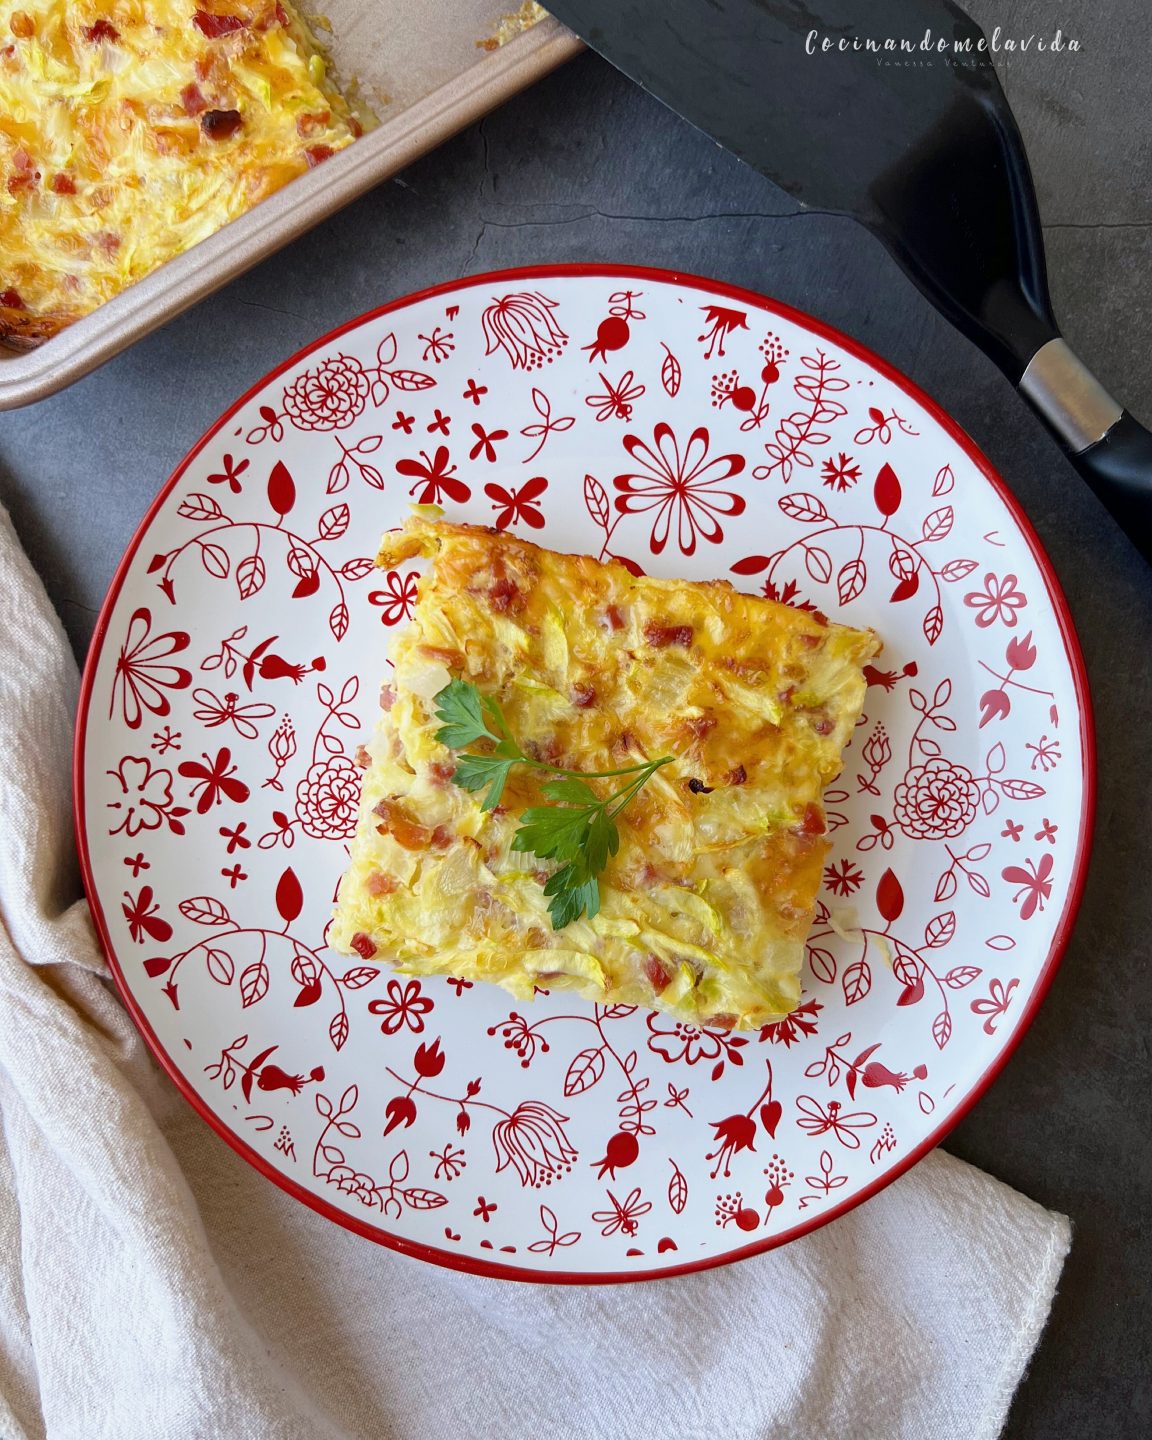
[1,4,1149,1433]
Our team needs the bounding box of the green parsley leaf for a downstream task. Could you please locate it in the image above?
[431,679,674,930]
[451,753,515,811]
[434,679,500,749]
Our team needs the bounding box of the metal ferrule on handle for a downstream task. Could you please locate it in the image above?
[1019,339,1152,562]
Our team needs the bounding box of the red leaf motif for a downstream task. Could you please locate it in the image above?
[932,1010,952,1049]
[339,966,379,988]
[807,947,837,984]
[268,460,295,517]
[329,1012,349,1050]
[760,1100,782,1137]
[236,554,265,599]
[294,978,322,1007]
[611,553,645,577]
[668,1159,688,1214]
[837,557,867,606]
[779,492,830,524]
[390,369,436,391]
[292,570,320,599]
[330,601,349,640]
[205,948,234,985]
[563,1047,606,1097]
[890,571,920,603]
[276,867,303,923]
[999,779,1046,800]
[842,959,871,1005]
[940,558,978,582]
[876,868,904,923]
[583,474,610,531]
[921,506,954,542]
[177,493,223,521]
[873,463,902,516]
[239,960,269,1007]
[200,543,230,579]
[660,344,682,397]
[943,965,981,989]
[730,555,772,576]
[403,1187,448,1209]
[923,605,943,645]
[896,975,925,1006]
[924,911,956,948]
[178,895,231,926]
[340,557,375,580]
[932,464,955,496]
[804,545,832,584]
[318,504,350,541]
[143,955,173,977]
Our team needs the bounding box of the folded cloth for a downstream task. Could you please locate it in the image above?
[0,503,1070,1440]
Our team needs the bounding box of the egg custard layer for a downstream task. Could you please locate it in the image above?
[330,512,880,1031]
[1,1,361,347]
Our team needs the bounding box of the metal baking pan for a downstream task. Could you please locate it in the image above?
[0,3,580,409]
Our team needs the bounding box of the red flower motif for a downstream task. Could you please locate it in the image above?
[369,978,434,1035]
[111,607,191,730]
[614,422,745,556]
[121,885,173,945]
[646,1014,748,1074]
[697,304,748,359]
[282,354,370,431]
[821,452,861,491]
[395,445,470,504]
[469,422,508,462]
[1002,853,1054,920]
[705,1113,758,1179]
[481,291,568,370]
[963,572,1027,628]
[492,1101,577,1188]
[759,996,822,1047]
[823,858,864,897]
[106,756,189,837]
[484,476,548,531]
[893,758,979,839]
[206,453,249,493]
[294,755,360,839]
[369,571,418,625]
[177,747,250,814]
[970,976,1019,1035]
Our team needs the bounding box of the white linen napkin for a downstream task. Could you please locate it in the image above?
[0,502,1070,1440]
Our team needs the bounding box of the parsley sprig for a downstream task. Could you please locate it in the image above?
[432,679,674,929]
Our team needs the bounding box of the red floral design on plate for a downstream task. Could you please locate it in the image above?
[77,267,1088,1281]
[614,422,745,555]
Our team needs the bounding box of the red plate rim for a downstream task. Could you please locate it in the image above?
[73,263,1096,1284]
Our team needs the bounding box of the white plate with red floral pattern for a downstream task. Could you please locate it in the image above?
[76,266,1093,1281]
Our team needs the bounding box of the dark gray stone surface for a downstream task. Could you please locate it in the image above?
[1,25,1149,1438]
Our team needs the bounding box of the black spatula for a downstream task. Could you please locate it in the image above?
[545,0,1152,562]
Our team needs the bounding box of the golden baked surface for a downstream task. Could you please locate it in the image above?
[329,512,880,1030]
[0,0,359,345]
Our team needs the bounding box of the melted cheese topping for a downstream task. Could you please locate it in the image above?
[330,512,880,1030]
[0,0,360,345]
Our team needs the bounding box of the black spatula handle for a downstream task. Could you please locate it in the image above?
[1069,414,1152,563]
[1018,337,1152,563]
